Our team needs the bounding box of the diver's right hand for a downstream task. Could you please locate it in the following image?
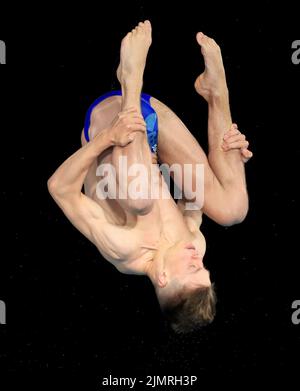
[222,123,253,163]
[109,107,146,147]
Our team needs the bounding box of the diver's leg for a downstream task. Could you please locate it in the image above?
[80,96,121,199]
[111,20,154,215]
[151,34,251,225]
[80,18,154,215]
[149,32,251,225]
[194,32,249,221]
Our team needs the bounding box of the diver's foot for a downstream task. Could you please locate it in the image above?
[116,20,152,87]
[194,32,228,102]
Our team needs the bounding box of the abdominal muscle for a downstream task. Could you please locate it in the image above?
[89,161,182,274]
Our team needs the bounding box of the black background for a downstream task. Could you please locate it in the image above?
[1,0,299,387]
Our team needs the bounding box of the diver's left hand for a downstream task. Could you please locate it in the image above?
[221,123,253,163]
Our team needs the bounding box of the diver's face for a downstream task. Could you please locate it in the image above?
[164,241,211,289]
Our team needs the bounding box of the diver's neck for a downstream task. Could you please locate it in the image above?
[144,224,193,284]
[143,210,194,281]
[161,213,193,245]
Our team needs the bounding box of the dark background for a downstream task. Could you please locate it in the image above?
[1,0,299,387]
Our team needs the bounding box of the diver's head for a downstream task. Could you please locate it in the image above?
[147,239,216,333]
[159,282,216,333]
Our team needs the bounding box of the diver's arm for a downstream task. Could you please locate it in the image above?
[47,129,114,243]
[47,129,113,198]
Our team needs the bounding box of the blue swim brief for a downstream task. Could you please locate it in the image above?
[83,90,158,154]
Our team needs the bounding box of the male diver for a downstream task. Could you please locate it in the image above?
[48,21,252,333]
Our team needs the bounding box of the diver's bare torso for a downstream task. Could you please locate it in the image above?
[81,96,204,274]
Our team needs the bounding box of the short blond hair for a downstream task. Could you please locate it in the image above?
[162,284,216,333]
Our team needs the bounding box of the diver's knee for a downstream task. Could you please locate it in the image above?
[219,200,249,226]
[126,198,154,216]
